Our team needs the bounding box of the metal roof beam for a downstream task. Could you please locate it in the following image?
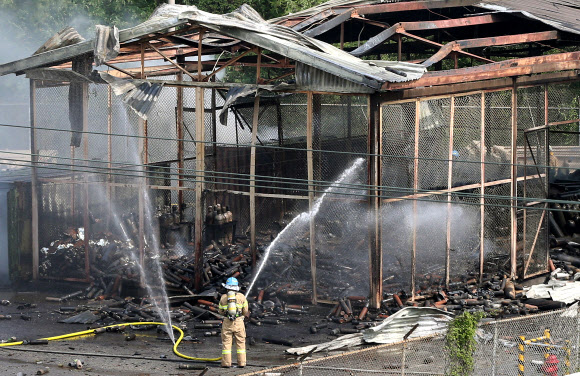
[0,17,187,76]
[384,51,580,90]
[422,30,560,67]
[350,14,503,56]
[356,0,480,16]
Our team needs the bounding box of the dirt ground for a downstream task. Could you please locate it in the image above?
[0,281,338,376]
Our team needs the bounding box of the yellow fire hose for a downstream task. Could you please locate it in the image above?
[0,321,221,362]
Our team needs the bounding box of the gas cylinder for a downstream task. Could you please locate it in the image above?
[215,204,225,225]
[227,290,238,320]
[206,206,213,225]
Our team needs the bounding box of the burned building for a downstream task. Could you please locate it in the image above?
[1,0,580,309]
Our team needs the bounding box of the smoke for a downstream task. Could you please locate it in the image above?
[0,4,148,152]
[0,9,37,150]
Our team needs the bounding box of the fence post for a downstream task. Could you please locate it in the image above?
[492,321,498,376]
[518,335,526,376]
[401,341,407,376]
[576,305,580,370]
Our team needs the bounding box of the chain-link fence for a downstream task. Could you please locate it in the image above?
[22,77,579,296]
[242,306,580,376]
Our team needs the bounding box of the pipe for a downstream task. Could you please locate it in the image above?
[0,321,221,362]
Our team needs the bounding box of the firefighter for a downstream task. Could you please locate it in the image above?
[218,277,249,368]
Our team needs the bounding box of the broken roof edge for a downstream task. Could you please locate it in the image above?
[0,3,426,91]
[0,9,188,77]
[476,3,580,35]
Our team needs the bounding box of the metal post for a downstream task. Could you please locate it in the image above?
[197,28,204,80]
[369,95,382,309]
[518,336,525,376]
[492,321,498,376]
[411,99,420,298]
[138,117,145,266]
[401,342,407,376]
[194,87,205,291]
[576,305,580,370]
[82,80,90,282]
[307,91,317,305]
[138,43,146,267]
[107,86,113,232]
[177,68,184,221]
[397,34,402,61]
[30,80,39,280]
[480,92,486,284]
[71,146,75,218]
[510,82,518,279]
[446,96,455,288]
[544,85,550,270]
[250,95,259,267]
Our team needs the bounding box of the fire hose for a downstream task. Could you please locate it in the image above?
[0,321,221,362]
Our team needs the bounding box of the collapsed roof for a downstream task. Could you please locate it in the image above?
[0,0,578,117]
[0,4,425,90]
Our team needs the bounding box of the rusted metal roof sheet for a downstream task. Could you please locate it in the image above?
[477,0,580,35]
[0,4,426,91]
[176,4,425,89]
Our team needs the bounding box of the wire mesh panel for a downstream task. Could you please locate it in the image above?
[449,191,482,281]
[453,93,482,187]
[111,91,141,166]
[35,83,72,173]
[315,196,369,299]
[475,308,580,376]
[279,93,308,195]
[147,76,178,164]
[548,82,580,126]
[381,100,416,291]
[483,90,513,274]
[415,97,451,289]
[522,126,549,278]
[313,94,369,298]
[250,197,310,292]
[247,307,580,376]
[516,86,548,278]
[418,97,451,190]
[484,183,512,274]
[450,93,483,281]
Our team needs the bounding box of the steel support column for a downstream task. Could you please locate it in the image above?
[446,96,455,287]
[30,80,39,280]
[510,82,518,279]
[307,92,318,304]
[194,87,205,291]
[479,91,486,283]
[412,99,420,298]
[82,80,90,282]
[369,95,382,309]
[177,69,184,221]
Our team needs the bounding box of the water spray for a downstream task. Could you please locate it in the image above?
[246,157,365,297]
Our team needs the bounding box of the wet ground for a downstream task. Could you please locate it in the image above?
[0,281,341,376]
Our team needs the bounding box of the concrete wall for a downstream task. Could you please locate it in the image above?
[0,182,11,286]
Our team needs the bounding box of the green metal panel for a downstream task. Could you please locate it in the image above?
[8,182,32,281]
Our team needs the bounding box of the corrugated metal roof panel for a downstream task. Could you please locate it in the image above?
[0,4,427,91]
[477,0,580,35]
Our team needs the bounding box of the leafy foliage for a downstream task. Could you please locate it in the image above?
[445,311,486,376]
